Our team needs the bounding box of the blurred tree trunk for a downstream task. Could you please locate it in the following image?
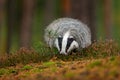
[43,0,54,26]
[6,0,16,53]
[103,0,112,39]
[0,0,6,54]
[71,0,88,23]
[69,0,96,41]
[62,0,71,17]
[87,0,96,41]
[0,0,6,41]
[42,0,55,42]
[0,0,5,32]
[20,0,35,48]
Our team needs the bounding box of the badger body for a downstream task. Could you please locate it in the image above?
[44,18,91,55]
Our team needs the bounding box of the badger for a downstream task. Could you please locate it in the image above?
[44,18,91,55]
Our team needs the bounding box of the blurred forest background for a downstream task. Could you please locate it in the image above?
[0,0,120,54]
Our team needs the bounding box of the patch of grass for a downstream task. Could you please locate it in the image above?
[31,68,43,73]
[0,68,19,77]
[110,56,116,61]
[0,68,8,76]
[109,70,120,78]
[0,40,119,68]
[33,41,58,54]
[0,47,54,68]
[22,65,33,70]
[64,72,75,78]
[110,56,120,66]
[88,60,102,68]
[9,68,18,74]
[80,40,120,58]
[32,41,49,54]
[43,61,55,67]
[50,67,57,72]
[1,56,120,80]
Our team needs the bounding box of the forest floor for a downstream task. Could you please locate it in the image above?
[0,40,120,80]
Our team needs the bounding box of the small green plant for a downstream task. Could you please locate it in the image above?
[43,61,55,67]
[33,41,59,55]
[9,68,18,74]
[22,65,33,70]
[110,56,116,61]
[33,41,48,53]
[0,68,8,76]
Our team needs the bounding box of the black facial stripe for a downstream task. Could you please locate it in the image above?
[66,38,74,52]
[58,37,63,51]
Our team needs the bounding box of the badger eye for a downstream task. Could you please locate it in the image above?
[68,38,74,43]
[66,37,75,52]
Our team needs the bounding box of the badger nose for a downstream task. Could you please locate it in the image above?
[60,51,67,55]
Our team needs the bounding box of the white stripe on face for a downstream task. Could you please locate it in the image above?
[60,31,70,55]
[67,41,79,53]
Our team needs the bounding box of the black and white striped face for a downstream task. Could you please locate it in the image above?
[55,31,79,55]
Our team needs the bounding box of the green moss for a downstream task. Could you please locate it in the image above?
[43,61,55,67]
[51,67,57,72]
[111,57,120,66]
[9,68,18,74]
[0,68,8,76]
[110,56,116,61]
[109,70,119,77]
[88,60,102,68]
[64,72,75,78]
[22,65,33,70]
[31,68,43,73]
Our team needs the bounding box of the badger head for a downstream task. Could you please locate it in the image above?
[55,31,79,55]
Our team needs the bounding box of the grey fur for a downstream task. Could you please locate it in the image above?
[44,18,91,51]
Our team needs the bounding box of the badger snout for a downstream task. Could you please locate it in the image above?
[60,51,68,55]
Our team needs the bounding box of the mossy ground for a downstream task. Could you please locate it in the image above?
[0,40,120,80]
